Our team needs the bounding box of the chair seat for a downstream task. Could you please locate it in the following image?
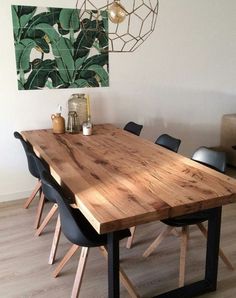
[70,208,131,247]
[161,210,209,227]
[123,121,143,136]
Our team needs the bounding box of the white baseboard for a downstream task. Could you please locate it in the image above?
[0,190,32,203]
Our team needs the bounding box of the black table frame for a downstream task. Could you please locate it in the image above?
[107,207,222,298]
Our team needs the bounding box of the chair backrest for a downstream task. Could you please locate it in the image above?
[31,153,49,177]
[155,134,181,153]
[191,147,226,173]
[14,131,39,179]
[30,153,56,203]
[40,171,105,247]
[123,121,143,136]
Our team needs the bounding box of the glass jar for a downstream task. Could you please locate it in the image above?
[68,94,88,129]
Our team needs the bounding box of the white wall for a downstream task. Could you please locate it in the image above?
[0,0,236,202]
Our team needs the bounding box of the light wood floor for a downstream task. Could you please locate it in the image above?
[0,198,236,298]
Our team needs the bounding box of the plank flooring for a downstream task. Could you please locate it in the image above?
[0,197,236,298]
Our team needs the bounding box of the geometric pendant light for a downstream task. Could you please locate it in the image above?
[76,0,159,52]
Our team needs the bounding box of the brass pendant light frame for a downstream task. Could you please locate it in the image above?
[76,0,159,53]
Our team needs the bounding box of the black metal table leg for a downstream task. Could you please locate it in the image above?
[153,207,222,298]
[205,206,222,290]
[108,232,120,298]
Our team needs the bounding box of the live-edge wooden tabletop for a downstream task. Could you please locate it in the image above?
[22,124,236,234]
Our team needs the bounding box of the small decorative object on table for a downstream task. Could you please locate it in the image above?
[83,122,93,136]
[51,105,65,134]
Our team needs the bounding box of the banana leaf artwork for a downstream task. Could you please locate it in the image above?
[11,5,109,90]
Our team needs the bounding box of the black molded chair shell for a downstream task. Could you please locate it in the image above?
[123,121,143,136]
[162,147,226,227]
[192,146,226,173]
[155,134,181,153]
[162,210,209,227]
[40,171,130,248]
[14,131,40,179]
[31,154,55,203]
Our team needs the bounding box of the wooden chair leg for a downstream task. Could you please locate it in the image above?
[24,180,41,209]
[171,228,180,237]
[197,223,234,270]
[143,226,174,258]
[48,215,61,265]
[71,247,89,298]
[35,204,58,236]
[34,192,45,229]
[99,246,140,298]
[126,226,136,249]
[53,244,79,278]
[119,266,140,298]
[179,226,189,288]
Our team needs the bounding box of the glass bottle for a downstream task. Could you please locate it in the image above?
[67,111,78,133]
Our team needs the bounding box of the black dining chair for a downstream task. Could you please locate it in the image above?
[143,146,234,287]
[123,121,143,136]
[31,153,60,265]
[40,171,139,298]
[14,131,45,229]
[126,133,182,249]
[155,133,181,153]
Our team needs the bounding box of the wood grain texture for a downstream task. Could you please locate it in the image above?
[22,124,236,234]
[48,215,61,265]
[71,247,89,298]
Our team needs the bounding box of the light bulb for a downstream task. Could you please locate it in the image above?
[108,0,126,24]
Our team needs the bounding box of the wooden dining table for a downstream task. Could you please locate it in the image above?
[22,124,236,298]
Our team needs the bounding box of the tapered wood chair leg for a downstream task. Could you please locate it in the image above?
[71,247,89,298]
[143,226,174,258]
[48,215,61,265]
[99,246,140,298]
[24,180,41,209]
[126,226,136,249]
[197,223,234,270]
[35,204,58,236]
[171,228,180,237]
[119,266,140,298]
[34,192,45,229]
[53,244,80,278]
[179,226,189,288]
